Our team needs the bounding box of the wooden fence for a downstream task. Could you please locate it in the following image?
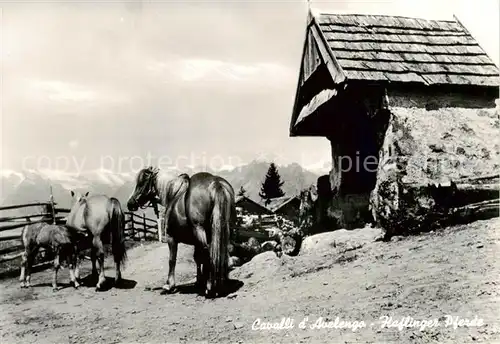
[0,200,159,269]
[124,212,159,241]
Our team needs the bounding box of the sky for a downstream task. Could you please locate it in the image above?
[0,0,498,174]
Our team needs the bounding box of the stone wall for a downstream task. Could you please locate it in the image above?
[312,83,498,236]
[370,105,499,239]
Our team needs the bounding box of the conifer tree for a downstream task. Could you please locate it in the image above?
[259,163,285,205]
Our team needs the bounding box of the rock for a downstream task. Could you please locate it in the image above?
[247,237,260,248]
[370,107,498,239]
[456,147,466,155]
[476,244,484,249]
[281,235,297,255]
[230,251,284,284]
[229,256,242,269]
[225,316,233,322]
[429,143,445,153]
[233,322,244,329]
[261,240,278,252]
[227,293,238,299]
[300,227,383,256]
[229,242,261,263]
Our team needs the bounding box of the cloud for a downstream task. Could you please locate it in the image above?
[25,79,129,111]
[29,80,96,103]
[148,58,293,87]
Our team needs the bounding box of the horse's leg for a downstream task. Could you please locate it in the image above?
[193,246,204,290]
[74,256,80,282]
[162,235,178,293]
[19,249,29,288]
[114,257,122,285]
[193,225,210,296]
[25,247,37,288]
[52,252,61,291]
[73,247,81,281]
[93,236,106,291]
[69,249,80,289]
[90,244,97,281]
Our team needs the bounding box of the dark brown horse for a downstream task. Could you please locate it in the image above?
[127,166,235,298]
[20,222,81,291]
[66,191,127,291]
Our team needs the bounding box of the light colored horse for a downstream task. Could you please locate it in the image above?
[20,222,81,291]
[66,191,127,291]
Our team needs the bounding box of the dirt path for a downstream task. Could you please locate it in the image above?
[1,218,499,344]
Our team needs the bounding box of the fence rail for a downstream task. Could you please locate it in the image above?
[0,202,51,212]
[0,199,160,271]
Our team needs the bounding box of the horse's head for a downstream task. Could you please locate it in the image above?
[67,190,89,226]
[70,190,89,206]
[127,166,159,212]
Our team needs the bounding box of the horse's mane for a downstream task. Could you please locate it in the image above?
[155,168,190,207]
[66,196,88,231]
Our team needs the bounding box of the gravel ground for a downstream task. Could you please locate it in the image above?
[1,218,499,344]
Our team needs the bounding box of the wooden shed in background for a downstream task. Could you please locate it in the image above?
[266,196,301,223]
[236,195,272,216]
[290,11,499,231]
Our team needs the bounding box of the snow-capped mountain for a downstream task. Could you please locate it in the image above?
[0,162,324,214]
[0,170,26,202]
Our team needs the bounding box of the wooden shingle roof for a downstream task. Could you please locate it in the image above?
[264,196,300,213]
[316,13,500,86]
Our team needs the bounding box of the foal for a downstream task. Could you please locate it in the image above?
[20,222,81,291]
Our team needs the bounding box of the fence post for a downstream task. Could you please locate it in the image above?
[130,213,135,240]
[49,185,56,224]
[157,217,162,243]
[143,213,147,240]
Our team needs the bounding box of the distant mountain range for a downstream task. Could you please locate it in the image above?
[0,161,324,216]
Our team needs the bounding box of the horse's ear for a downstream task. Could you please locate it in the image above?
[71,190,75,197]
[84,191,89,197]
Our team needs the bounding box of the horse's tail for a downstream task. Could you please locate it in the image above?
[108,198,127,269]
[20,224,30,248]
[208,181,233,296]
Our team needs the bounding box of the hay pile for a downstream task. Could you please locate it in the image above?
[370,106,499,239]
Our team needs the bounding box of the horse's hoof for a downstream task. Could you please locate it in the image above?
[161,284,175,294]
[52,287,60,292]
[72,281,80,289]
